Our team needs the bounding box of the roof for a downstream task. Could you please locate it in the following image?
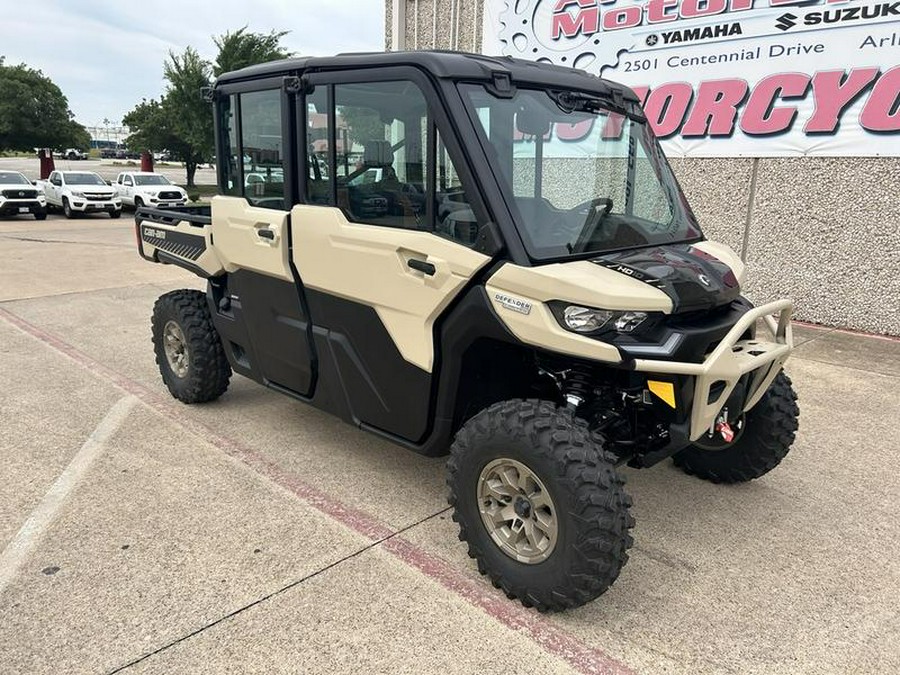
[215,50,638,103]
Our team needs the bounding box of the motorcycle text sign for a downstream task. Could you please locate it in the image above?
[482,0,900,156]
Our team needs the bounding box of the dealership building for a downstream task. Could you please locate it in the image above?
[386,0,900,335]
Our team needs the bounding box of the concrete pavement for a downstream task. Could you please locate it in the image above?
[1,213,898,674]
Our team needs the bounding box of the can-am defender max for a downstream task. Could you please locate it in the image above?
[136,52,799,611]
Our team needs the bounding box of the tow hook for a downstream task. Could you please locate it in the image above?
[712,408,735,443]
[716,420,735,443]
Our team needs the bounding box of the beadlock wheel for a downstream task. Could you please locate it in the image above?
[477,458,558,564]
[162,320,190,378]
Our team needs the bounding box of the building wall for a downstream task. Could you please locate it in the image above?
[386,0,900,335]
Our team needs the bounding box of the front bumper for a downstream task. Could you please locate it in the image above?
[70,200,122,212]
[632,299,793,441]
[0,200,45,216]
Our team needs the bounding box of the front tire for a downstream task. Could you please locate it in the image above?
[673,371,799,483]
[448,399,634,612]
[34,212,47,221]
[62,198,74,219]
[151,289,231,403]
[109,210,121,219]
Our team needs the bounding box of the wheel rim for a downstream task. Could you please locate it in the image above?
[477,458,558,564]
[694,414,746,451]
[162,320,190,378]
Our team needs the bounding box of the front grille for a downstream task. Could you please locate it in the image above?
[84,193,114,201]
[2,188,38,199]
[158,191,182,200]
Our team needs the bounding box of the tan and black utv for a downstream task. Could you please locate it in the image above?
[137,51,799,611]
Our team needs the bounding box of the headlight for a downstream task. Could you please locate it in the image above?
[562,305,614,333]
[614,311,648,333]
[550,303,649,335]
[70,190,84,198]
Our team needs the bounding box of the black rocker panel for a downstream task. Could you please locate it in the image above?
[305,289,431,442]
[225,270,314,396]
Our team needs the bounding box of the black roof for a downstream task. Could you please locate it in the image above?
[215,50,639,102]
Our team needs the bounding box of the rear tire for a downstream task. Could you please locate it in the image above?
[448,399,634,612]
[151,289,231,403]
[673,371,799,483]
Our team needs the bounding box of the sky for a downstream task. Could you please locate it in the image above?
[1,0,385,129]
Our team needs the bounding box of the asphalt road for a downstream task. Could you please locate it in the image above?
[0,157,216,186]
[1,212,898,674]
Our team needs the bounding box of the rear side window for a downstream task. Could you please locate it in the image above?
[220,94,241,197]
[218,90,286,210]
[240,90,285,210]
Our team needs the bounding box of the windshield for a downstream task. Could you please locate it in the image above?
[460,84,701,259]
[134,175,171,186]
[0,172,30,185]
[65,173,107,186]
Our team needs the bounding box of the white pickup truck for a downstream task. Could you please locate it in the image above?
[38,170,122,219]
[0,170,47,220]
[114,172,187,210]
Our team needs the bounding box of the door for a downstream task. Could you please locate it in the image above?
[121,174,133,204]
[46,172,61,204]
[211,87,314,397]
[292,74,492,441]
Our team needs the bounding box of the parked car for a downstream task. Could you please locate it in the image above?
[64,148,88,160]
[0,171,47,220]
[114,172,187,209]
[37,170,122,219]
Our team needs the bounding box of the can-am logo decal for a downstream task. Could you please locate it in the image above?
[494,293,533,315]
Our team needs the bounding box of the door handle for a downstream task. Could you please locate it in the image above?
[256,228,275,241]
[407,258,435,276]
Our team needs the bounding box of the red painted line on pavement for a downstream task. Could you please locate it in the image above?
[793,319,900,343]
[0,305,634,675]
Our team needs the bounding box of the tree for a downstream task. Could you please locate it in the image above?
[0,57,90,152]
[213,27,292,78]
[124,29,292,186]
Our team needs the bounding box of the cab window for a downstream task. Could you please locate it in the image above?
[239,89,285,209]
[304,79,478,245]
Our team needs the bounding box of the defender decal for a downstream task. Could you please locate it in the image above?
[493,292,533,315]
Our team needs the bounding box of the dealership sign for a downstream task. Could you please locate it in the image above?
[483,0,900,156]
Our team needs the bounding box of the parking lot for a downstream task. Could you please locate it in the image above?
[0,157,215,186]
[1,211,898,674]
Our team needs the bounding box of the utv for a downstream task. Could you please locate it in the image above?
[136,51,799,611]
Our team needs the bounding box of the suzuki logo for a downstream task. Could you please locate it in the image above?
[775,13,797,31]
[698,274,711,287]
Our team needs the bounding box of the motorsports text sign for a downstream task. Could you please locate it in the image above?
[483,0,900,156]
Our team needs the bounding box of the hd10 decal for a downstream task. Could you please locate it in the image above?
[483,0,900,156]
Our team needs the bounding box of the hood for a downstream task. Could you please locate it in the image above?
[592,244,741,313]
